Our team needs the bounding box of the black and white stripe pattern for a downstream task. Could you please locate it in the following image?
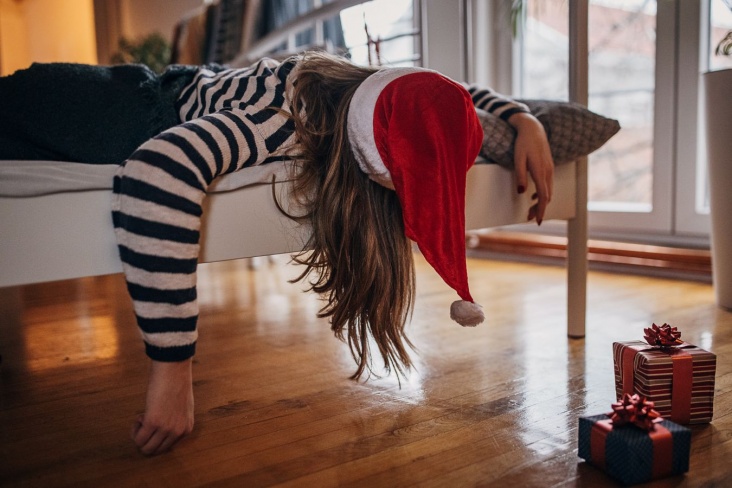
[112,57,298,361]
[112,55,531,362]
[176,58,296,122]
[462,83,530,121]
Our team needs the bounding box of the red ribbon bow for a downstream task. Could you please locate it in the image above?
[610,393,663,431]
[592,394,674,478]
[643,323,683,349]
[621,324,695,424]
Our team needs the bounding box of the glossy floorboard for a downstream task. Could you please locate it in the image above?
[1,254,730,487]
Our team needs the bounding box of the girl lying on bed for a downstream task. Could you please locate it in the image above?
[0,51,554,455]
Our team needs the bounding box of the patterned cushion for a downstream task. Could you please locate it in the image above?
[478,99,621,167]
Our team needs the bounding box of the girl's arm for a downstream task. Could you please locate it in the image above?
[131,359,194,455]
[461,83,531,122]
[113,110,271,363]
[506,111,554,225]
[461,83,553,224]
[112,108,288,455]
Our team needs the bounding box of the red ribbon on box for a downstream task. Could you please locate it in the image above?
[590,418,613,470]
[590,395,674,478]
[620,324,694,424]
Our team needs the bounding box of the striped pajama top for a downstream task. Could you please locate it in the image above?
[111,55,530,362]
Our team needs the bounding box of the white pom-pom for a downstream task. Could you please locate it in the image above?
[450,300,485,327]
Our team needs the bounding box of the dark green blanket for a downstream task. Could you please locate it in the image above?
[0,63,199,164]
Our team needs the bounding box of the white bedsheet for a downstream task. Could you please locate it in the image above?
[0,160,291,197]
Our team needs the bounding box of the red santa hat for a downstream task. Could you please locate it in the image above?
[347,67,485,327]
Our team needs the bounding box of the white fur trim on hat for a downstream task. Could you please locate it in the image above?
[450,300,485,327]
[347,67,436,189]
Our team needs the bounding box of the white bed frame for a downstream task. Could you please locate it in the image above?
[0,161,586,333]
[0,0,590,338]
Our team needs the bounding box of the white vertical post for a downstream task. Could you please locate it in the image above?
[313,0,324,47]
[464,0,473,81]
[420,0,465,80]
[567,0,588,338]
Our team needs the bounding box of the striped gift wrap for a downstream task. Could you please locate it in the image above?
[613,341,716,424]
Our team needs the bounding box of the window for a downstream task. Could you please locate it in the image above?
[679,0,732,232]
[511,0,714,245]
[709,0,732,71]
[252,0,419,68]
[521,0,658,213]
[339,0,420,66]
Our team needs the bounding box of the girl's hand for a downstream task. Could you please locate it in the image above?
[508,113,554,225]
[132,359,195,456]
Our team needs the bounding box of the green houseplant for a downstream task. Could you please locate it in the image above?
[111,32,171,74]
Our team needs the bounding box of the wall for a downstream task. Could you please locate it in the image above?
[0,0,203,73]
[94,0,203,65]
[118,0,204,43]
[0,0,97,75]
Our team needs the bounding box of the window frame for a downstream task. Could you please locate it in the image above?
[466,0,711,247]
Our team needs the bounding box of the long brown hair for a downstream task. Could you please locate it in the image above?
[285,51,416,380]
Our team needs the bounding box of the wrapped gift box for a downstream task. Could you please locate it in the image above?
[578,412,691,485]
[613,340,716,424]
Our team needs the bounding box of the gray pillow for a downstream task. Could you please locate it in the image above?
[478,99,621,167]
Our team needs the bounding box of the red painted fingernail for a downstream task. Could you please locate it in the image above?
[518,185,525,194]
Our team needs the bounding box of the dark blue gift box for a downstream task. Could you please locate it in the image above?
[578,414,691,485]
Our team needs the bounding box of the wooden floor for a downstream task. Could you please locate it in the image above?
[1,253,731,487]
